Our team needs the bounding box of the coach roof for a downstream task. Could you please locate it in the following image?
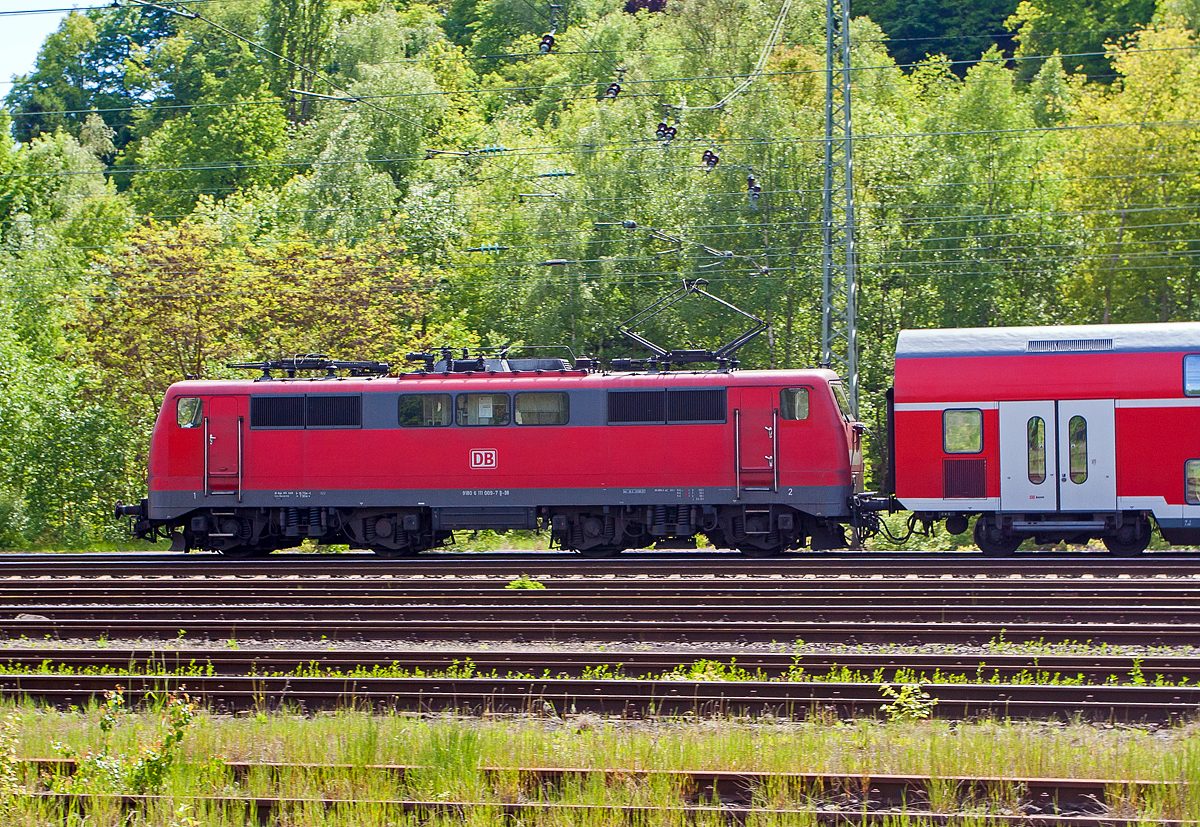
[896,321,1200,359]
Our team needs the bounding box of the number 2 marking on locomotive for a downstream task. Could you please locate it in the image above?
[787,488,794,496]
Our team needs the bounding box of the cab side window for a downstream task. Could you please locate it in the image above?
[176,397,203,428]
[780,388,810,420]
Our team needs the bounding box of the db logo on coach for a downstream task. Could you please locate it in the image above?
[470,449,498,469]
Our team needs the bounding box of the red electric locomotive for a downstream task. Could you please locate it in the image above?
[890,322,1200,555]
[118,352,863,558]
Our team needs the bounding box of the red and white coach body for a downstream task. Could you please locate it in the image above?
[892,322,1200,554]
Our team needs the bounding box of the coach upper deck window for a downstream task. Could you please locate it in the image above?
[1186,355,1200,396]
[457,393,510,426]
[780,388,810,420]
[1187,460,1200,505]
[943,409,982,454]
[514,392,569,425]
[398,394,452,427]
[176,397,202,428]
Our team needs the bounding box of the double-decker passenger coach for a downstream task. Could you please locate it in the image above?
[891,322,1200,555]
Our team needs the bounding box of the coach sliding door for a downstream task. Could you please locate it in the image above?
[1000,399,1115,513]
[999,401,1058,512]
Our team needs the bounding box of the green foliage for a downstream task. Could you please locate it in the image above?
[879,683,937,722]
[51,687,197,796]
[0,0,1198,545]
[506,573,547,589]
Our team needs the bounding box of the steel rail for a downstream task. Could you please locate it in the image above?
[3,551,1200,578]
[5,581,1200,601]
[5,602,1200,627]
[20,791,1189,827]
[2,648,1195,683]
[1,616,1197,645]
[3,673,1200,720]
[19,757,1178,813]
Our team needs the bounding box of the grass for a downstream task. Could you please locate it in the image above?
[0,652,1189,689]
[5,697,1200,824]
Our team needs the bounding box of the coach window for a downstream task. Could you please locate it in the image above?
[1068,415,1088,483]
[943,409,982,454]
[780,388,810,420]
[457,393,511,426]
[515,392,569,425]
[1027,417,1046,484]
[176,397,203,429]
[1187,460,1200,505]
[398,394,452,427]
[1186,355,1200,396]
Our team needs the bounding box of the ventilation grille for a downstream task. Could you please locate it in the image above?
[251,395,361,428]
[667,389,726,422]
[251,396,305,428]
[943,458,987,499]
[1026,338,1113,353]
[608,391,665,423]
[307,395,361,427]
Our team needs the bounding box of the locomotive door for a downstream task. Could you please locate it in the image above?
[999,401,1058,512]
[204,396,243,499]
[1057,399,1116,512]
[734,387,777,495]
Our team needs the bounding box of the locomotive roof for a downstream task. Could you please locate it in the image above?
[167,367,842,394]
[896,321,1200,359]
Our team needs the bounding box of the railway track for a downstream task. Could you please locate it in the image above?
[4,668,1199,721]
[17,759,1187,825]
[0,647,1192,684]
[2,574,1200,645]
[3,550,1200,579]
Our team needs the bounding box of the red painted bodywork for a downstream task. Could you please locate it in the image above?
[894,350,1197,505]
[148,370,859,508]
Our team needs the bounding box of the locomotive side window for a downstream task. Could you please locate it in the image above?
[943,409,982,453]
[1068,415,1088,483]
[398,394,452,427]
[176,397,203,429]
[1187,460,1200,504]
[514,392,569,425]
[780,388,810,420]
[457,393,510,426]
[1186,355,1200,396]
[1027,417,1046,484]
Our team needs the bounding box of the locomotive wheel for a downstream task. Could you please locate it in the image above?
[577,545,624,559]
[1103,519,1151,556]
[973,518,1022,557]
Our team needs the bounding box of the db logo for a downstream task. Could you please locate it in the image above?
[470,449,497,469]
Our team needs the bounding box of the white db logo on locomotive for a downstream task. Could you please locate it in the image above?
[470,449,498,469]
